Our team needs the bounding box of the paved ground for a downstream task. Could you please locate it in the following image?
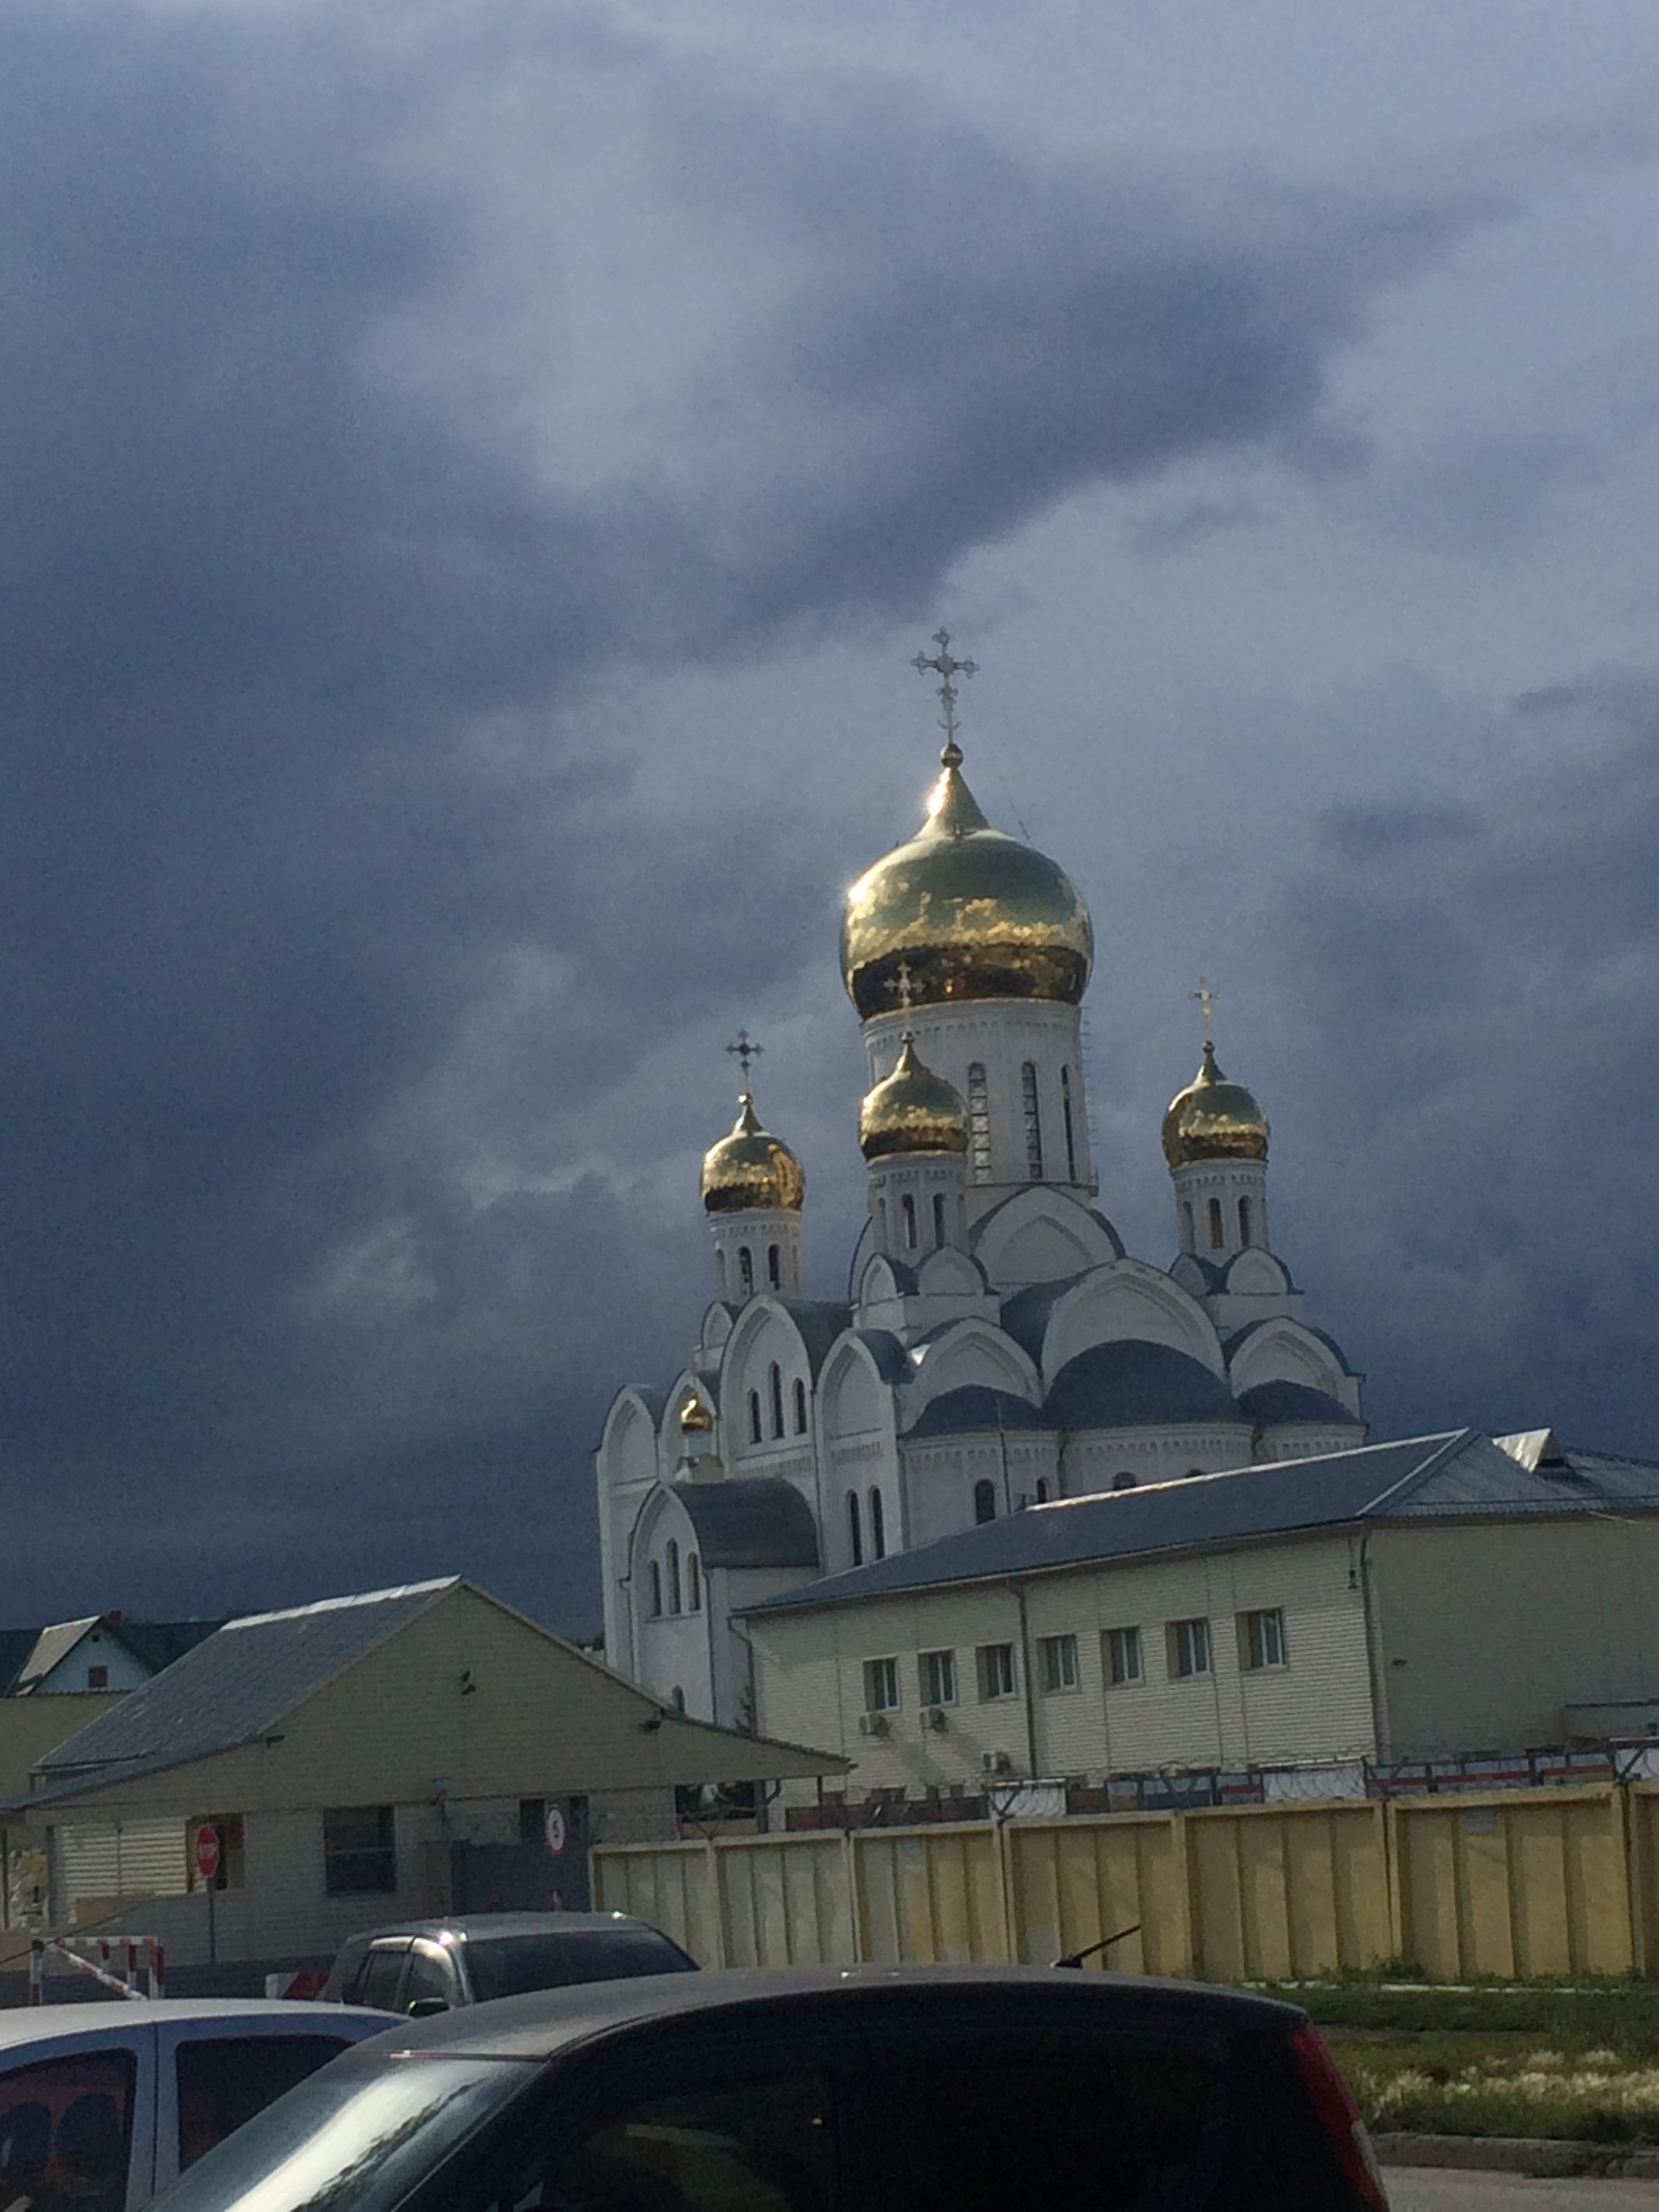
[1390,2172,1659,2212]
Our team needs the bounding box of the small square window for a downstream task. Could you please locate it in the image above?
[919,1650,957,1707]
[1241,1608,1288,1670]
[1168,1617,1211,1680]
[1037,1634,1079,1693]
[322,1805,396,1896]
[976,1643,1017,1701]
[864,1657,901,1712]
[1105,1627,1143,1687]
[87,1664,109,1690]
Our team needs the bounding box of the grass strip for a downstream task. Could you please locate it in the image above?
[1326,2032,1659,2143]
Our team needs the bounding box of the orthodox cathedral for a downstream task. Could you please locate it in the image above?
[597,641,1367,1730]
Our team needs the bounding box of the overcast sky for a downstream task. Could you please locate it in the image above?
[3,0,1658,1634]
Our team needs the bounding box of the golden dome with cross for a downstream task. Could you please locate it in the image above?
[841,635,1092,1019]
[859,1033,970,1161]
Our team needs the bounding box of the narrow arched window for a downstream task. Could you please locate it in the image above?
[932,1191,947,1247]
[739,1245,754,1295]
[1181,1201,1195,1253]
[902,1193,918,1248]
[667,1540,681,1615]
[1208,1197,1224,1249]
[748,1390,762,1444]
[686,1553,701,1612]
[714,1248,727,1294]
[1021,1063,1043,1179]
[768,1362,784,1438]
[966,1063,992,1182]
[648,1562,663,1616]
[878,1196,889,1247]
[672,1686,686,1714]
[792,1377,808,1434]
[868,1487,886,1559]
[1238,1196,1252,1247]
[974,1477,996,1524]
[1035,1478,1049,1504]
[1061,1066,1078,1183]
[767,1243,781,1288]
[847,1490,864,1566]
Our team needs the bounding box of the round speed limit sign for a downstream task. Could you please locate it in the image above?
[543,1805,565,1856]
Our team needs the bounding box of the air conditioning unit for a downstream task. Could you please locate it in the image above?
[980,1750,1014,1775]
[921,1705,949,1733]
[857,1711,891,1737]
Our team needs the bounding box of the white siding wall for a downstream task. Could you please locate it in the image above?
[750,1531,1376,1798]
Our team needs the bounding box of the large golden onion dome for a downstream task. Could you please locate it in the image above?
[842,743,1093,1019]
[701,1093,805,1214]
[1162,1042,1270,1168]
[859,1033,970,1161]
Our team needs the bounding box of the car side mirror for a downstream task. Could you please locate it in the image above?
[407,1997,450,2018]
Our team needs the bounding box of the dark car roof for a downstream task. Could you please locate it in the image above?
[369,1964,1309,2063]
[348,1913,658,1947]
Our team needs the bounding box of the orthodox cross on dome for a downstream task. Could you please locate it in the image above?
[725,1029,762,1087]
[911,629,978,756]
[1190,978,1220,1047]
[885,957,918,1017]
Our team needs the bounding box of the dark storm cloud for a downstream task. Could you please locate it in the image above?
[1277,673,1659,1455]
[0,2,1505,1626]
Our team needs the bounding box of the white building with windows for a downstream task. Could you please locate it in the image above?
[597,657,1367,1733]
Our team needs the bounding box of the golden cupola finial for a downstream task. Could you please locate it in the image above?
[701,1041,805,1217]
[841,633,1093,1020]
[859,1033,970,1161]
[1161,1040,1270,1168]
[677,1392,714,1435]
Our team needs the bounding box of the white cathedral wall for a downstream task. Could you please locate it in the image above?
[861,1000,1094,1209]
[1060,1427,1256,1494]
[902,1436,1061,1545]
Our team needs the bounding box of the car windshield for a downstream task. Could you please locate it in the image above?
[150,2053,526,2212]
[464,1931,694,2003]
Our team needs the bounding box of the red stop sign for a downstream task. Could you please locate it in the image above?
[194,1825,220,1882]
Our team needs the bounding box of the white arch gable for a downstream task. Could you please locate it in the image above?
[911,1320,1041,1412]
[973,1187,1124,1288]
[1225,1249,1290,1296]
[1228,1319,1353,1401]
[700,1302,736,1356]
[857,1255,906,1307]
[599,1388,663,1489]
[820,1335,898,1440]
[719,1296,816,1444]
[919,1247,984,1298]
[1043,1259,1226,1383]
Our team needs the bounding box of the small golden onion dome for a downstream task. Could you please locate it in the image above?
[859,1034,970,1161]
[841,744,1094,1019]
[1161,1042,1270,1168]
[678,1392,714,1434]
[700,1093,805,1214]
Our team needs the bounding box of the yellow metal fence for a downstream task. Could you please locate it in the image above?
[594,1784,1659,1981]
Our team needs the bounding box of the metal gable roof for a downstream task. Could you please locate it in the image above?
[23,1579,459,1791]
[746,1429,1659,1615]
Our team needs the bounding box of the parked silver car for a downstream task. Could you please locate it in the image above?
[0,1997,398,2212]
[320,1910,696,2014]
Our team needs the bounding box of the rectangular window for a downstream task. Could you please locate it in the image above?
[322,1805,397,1896]
[976,1643,1017,1701]
[1038,1634,1079,1693]
[1168,1618,1212,1680]
[864,1656,901,1712]
[1105,1626,1144,1686]
[1241,1607,1288,1670]
[919,1650,957,1707]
